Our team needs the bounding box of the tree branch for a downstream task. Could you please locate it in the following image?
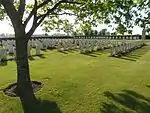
[0,0,3,5]
[37,0,81,20]
[53,12,78,16]
[27,0,82,37]
[1,0,22,32]
[26,21,38,38]
[23,0,37,27]
[18,0,26,20]
[50,0,81,13]
[38,12,77,19]
[37,0,52,9]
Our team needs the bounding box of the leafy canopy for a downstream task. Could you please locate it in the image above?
[0,0,109,36]
[0,0,149,35]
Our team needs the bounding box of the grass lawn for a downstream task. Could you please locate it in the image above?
[0,41,150,113]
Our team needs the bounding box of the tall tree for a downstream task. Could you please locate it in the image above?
[106,0,150,36]
[116,23,127,35]
[94,30,98,36]
[99,29,107,36]
[0,0,107,107]
[134,0,150,38]
[80,22,93,36]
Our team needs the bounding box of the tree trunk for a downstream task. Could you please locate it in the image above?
[142,28,146,40]
[15,32,36,106]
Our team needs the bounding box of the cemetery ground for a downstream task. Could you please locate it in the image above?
[1,41,150,113]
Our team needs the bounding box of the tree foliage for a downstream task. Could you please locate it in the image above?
[107,0,149,34]
[116,23,127,35]
[99,29,107,36]
[0,0,111,36]
[0,0,150,35]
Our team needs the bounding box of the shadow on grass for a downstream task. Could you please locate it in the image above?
[145,85,150,88]
[0,58,15,67]
[23,99,61,113]
[28,56,35,61]
[81,53,98,57]
[80,49,108,57]
[131,45,150,56]
[71,49,79,52]
[120,57,137,62]
[0,61,7,66]
[58,51,69,54]
[58,49,79,54]
[65,49,78,53]
[112,45,150,62]
[38,54,46,58]
[47,47,56,50]
[98,48,110,54]
[17,80,61,113]
[113,56,137,62]
[28,54,46,61]
[100,102,131,113]
[41,49,47,52]
[101,90,150,113]
[0,54,47,63]
[92,52,102,56]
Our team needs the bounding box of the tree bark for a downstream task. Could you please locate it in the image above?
[15,32,36,106]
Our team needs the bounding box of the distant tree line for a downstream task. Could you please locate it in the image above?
[72,28,117,36]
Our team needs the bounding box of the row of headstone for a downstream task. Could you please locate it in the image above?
[75,36,140,40]
[78,39,120,54]
[0,38,144,62]
[51,38,129,54]
[0,38,78,60]
[110,41,145,56]
[0,48,7,62]
[28,39,62,56]
[1,40,16,57]
[56,39,77,51]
